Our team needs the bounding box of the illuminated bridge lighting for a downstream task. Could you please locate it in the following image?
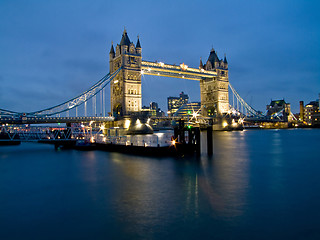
[141,60,217,81]
[180,63,188,70]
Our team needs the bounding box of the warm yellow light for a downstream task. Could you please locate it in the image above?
[192,112,198,119]
[222,122,228,128]
[90,137,95,143]
[100,125,105,130]
[136,119,142,128]
[124,119,131,129]
[171,140,176,145]
[180,63,188,70]
[232,119,237,127]
[114,80,118,84]
[141,70,144,74]
[159,62,164,67]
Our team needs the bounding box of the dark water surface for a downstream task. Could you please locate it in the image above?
[0,129,319,240]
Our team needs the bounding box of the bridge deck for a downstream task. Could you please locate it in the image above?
[0,116,114,124]
[141,61,216,81]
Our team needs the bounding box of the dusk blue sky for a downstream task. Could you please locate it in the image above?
[0,0,319,114]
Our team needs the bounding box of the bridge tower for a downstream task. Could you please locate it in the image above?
[199,49,229,116]
[109,30,142,117]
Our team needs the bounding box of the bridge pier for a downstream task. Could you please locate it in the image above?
[173,120,213,156]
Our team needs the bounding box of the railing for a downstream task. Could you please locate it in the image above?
[0,116,114,124]
[0,125,97,142]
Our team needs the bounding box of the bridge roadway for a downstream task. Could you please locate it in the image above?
[0,116,114,124]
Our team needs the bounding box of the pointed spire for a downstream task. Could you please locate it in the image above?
[199,57,204,69]
[120,29,131,46]
[224,53,228,63]
[136,35,141,48]
[109,41,115,55]
[207,47,219,64]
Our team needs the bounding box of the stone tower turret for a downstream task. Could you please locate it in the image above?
[200,48,229,116]
[109,30,142,118]
[199,57,204,69]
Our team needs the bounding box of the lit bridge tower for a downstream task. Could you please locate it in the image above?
[109,30,229,119]
[199,49,229,116]
[109,30,142,118]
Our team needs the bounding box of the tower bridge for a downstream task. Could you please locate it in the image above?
[1,29,266,128]
[109,29,229,118]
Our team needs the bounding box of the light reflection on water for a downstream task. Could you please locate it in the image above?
[0,129,320,239]
[202,131,249,217]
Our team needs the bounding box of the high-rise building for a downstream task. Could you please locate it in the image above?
[150,102,158,111]
[167,92,189,116]
[179,92,189,105]
[299,101,304,121]
[149,102,158,117]
[141,102,165,117]
[304,101,319,125]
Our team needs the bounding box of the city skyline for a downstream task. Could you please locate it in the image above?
[0,0,319,114]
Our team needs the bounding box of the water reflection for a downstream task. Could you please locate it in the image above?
[185,173,199,217]
[1,130,320,239]
[198,131,250,217]
[108,154,179,238]
[99,130,251,232]
[271,130,283,166]
[268,130,285,192]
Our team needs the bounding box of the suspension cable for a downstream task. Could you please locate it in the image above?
[0,68,121,118]
[229,83,263,117]
[27,67,121,117]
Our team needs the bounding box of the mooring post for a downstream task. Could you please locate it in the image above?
[195,127,200,156]
[174,126,178,141]
[207,125,213,156]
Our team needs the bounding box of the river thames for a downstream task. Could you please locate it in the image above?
[0,128,319,240]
